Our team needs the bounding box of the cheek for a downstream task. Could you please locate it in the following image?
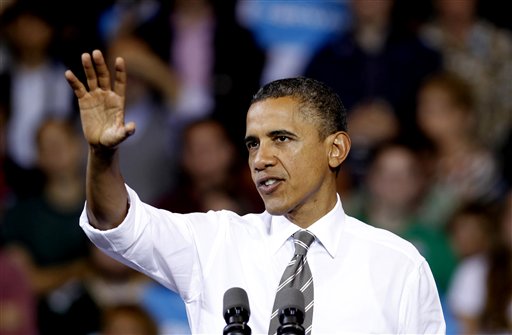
[286,148,308,170]
[288,150,327,184]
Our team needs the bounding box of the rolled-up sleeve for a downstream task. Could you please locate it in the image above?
[79,185,219,300]
[80,185,153,253]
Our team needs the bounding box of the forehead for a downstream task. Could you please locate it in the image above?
[186,122,224,141]
[377,147,415,164]
[246,97,311,135]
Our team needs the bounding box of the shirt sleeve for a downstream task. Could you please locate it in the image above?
[398,259,447,334]
[79,184,227,301]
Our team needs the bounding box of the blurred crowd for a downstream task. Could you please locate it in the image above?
[0,0,510,334]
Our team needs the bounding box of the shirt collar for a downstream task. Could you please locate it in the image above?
[268,194,346,258]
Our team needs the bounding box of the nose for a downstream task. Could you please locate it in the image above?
[251,142,276,171]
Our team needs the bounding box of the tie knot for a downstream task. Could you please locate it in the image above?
[293,230,315,256]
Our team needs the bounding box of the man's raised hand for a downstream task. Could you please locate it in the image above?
[64,49,135,149]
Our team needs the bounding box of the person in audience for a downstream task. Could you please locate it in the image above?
[156,117,263,214]
[84,243,151,311]
[342,98,400,189]
[1,118,99,335]
[97,0,265,156]
[100,303,159,335]
[304,0,442,146]
[445,201,498,260]
[0,0,76,199]
[0,243,37,335]
[415,71,505,228]
[447,191,512,334]
[419,0,512,150]
[104,35,181,205]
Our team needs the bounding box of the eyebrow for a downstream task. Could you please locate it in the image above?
[244,135,257,145]
[268,129,297,138]
[244,129,298,144]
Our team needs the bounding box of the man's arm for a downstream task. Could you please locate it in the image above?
[65,50,134,230]
[399,260,446,334]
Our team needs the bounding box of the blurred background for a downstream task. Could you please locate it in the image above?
[0,0,510,334]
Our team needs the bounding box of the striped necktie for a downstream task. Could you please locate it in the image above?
[268,230,315,335]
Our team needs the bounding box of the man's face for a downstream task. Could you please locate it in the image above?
[245,97,337,226]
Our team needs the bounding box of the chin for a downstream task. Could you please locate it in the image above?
[265,208,284,216]
[262,202,290,216]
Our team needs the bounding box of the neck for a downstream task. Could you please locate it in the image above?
[17,50,48,68]
[44,173,84,211]
[286,189,338,229]
[174,2,213,27]
[440,15,474,41]
[355,19,389,54]
[367,201,410,233]
[192,171,229,192]
[437,136,472,157]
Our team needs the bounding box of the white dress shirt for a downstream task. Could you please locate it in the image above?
[81,185,445,334]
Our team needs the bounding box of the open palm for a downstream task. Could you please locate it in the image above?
[65,50,135,148]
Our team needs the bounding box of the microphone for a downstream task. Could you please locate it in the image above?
[277,287,305,335]
[223,287,252,335]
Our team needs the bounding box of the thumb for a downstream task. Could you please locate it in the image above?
[124,121,136,137]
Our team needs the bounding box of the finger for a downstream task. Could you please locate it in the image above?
[82,52,98,91]
[64,69,88,99]
[113,57,127,98]
[114,122,136,145]
[125,121,136,137]
[92,49,112,90]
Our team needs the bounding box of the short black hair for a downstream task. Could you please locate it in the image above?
[0,0,56,27]
[251,77,348,138]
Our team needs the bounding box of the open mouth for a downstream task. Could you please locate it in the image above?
[257,177,282,194]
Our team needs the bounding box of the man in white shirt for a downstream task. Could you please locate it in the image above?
[65,50,445,334]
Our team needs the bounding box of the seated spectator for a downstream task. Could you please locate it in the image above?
[419,0,512,150]
[305,0,442,145]
[100,303,158,335]
[97,0,265,156]
[105,35,181,205]
[1,118,100,335]
[445,201,498,260]
[84,244,151,311]
[0,245,37,335]
[447,191,512,334]
[415,71,505,227]
[343,98,400,188]
[156,118,263,214]
[0,0,76,199]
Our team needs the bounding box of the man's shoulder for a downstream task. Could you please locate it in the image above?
[343,214,424,262]
[214,209,270,223]
[204,209,271,233]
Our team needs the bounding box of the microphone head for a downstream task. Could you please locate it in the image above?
[277,287,305,327]
[223,287,251,324]
[277,287,304,313]
[223,287,250,311]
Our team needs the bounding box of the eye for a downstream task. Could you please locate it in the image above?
[276,136,289,143]
[245,140,259,150]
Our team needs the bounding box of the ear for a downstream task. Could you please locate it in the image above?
[327,131,351,170]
